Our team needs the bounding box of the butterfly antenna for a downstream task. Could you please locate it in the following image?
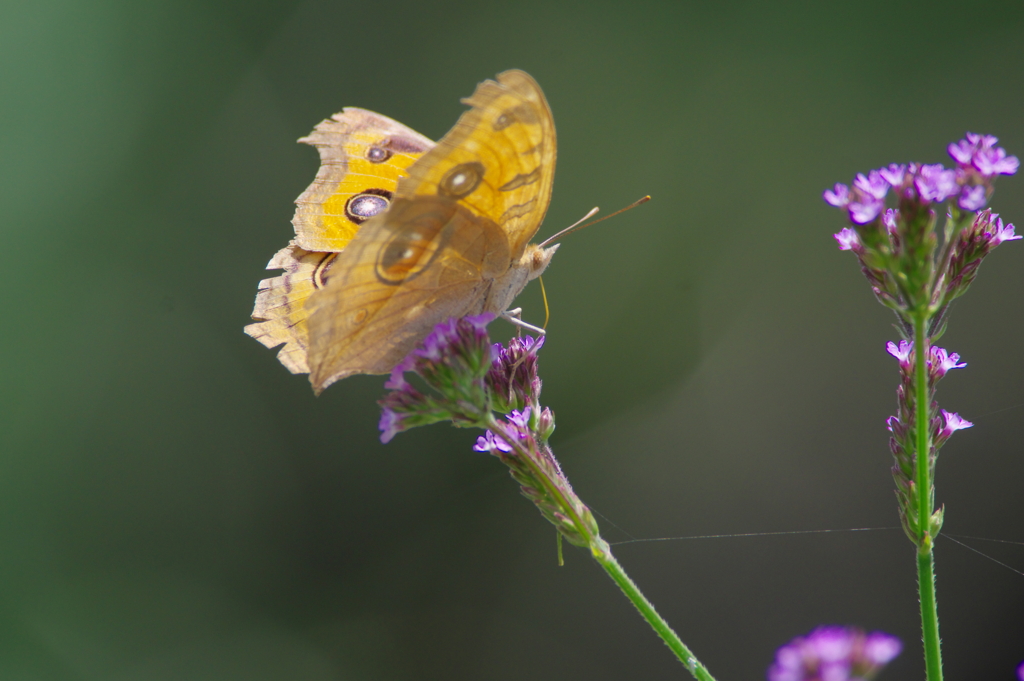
[539,207,599,247]
[538,195,651,248]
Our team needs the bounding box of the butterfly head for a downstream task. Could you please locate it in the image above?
[524,242,559,282]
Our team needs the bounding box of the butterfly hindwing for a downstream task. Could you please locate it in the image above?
[294,107,435,252]
[245,110,434,373]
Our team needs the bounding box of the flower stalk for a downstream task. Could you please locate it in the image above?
[825,133,1019,681]
[913,314,942,680]
[378,314,716,680]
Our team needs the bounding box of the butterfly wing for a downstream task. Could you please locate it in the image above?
[306,70,557,393]
[245,109,434,373]
[293,107,435,251]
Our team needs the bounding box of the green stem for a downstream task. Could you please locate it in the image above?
[913,313,943,681]
[917,548,942,680]
[486,415,598,547]
[485,415,715,679]
[592,543,716,680]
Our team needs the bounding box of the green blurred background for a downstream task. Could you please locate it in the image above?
[3,0,1023,678]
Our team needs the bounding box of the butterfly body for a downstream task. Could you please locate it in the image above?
[246,70,557,393]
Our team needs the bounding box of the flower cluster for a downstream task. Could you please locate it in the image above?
[378,314,496,442]
[885,340,972,542]
[378,316,598,547]
[487,334,545,413]
[768,626,902,681]
[473,405,556,454]
[826,133,1019,336]
[826,134,1018,553]
[939,209,1021,311]
[826,133,1018,224]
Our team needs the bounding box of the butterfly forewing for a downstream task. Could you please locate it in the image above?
[298,70,558,393]
[400,70,557,259]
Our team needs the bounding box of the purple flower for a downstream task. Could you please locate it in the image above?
[768,627,901,681]
[414,313,494,363]
[958,185,988,211]
[882,209,898,234]
[379,408,405,444]
[377,315,498,443]
[938,410,973,440]
[487,334,546,411]
[475,408,535,456]
[967,132,999,147]
[878,164,907,187]
[928,346,966,378]
[508,407,532,429]
[886,340,913,370]
[1016,659,1024,681]
[989,216,1022,246]
[886,415,908,441]
[849,196,884,225]
[501,408,535,448]
[948,132,1019,178]
[384,355,415,391]
[854,171,890,200]
[474,430,512,453]
[824,183,850,207]
[948,138,975,165]
[915,164,959,202]
[416,318,455,361]
[863,633,903,665]
[810,627,854,662]
[973,144,1019,177]
[834,228,860,251]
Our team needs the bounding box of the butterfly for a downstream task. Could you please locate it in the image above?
[246,69,558,394]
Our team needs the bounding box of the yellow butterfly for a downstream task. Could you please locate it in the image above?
[246,70,558,394]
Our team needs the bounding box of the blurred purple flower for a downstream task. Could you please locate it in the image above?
[854,171,890,200]
[379,408,405,444]
[967,132,999,148]
[958,185,988,211]
[834,227,860,251]
[882,209,898,234]
[849,196,885,225]
[863,633,903,666]
[915,164,958,202]
[384,356,415,391]
[824,183,851,207]
[768,626,901,681]
[878,164,906,187]
[1016,659,1024,681]
[948,132,1019,178]
[948,138,975,165]
[974,145,1019,176]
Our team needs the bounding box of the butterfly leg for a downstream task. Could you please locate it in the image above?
[500,308,546,336]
